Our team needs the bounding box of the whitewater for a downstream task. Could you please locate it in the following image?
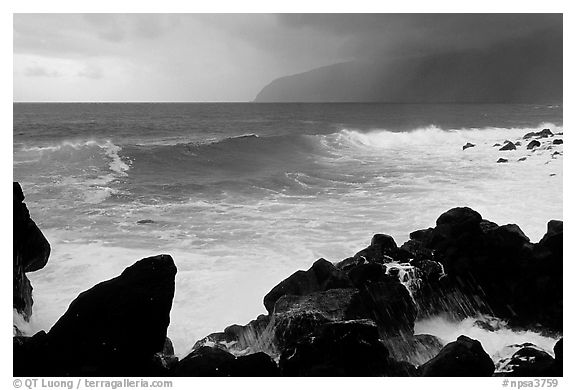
[13,103,562,364]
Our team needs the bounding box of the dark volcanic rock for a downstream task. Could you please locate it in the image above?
[419,335,495,377]
[263,258,351,314]
[383,334,445,367]
[499,141,516,151]
[527,140,541,149]
[553,139,563,145]
[13,182,51,319]
[193,314,272,353]
[174,346,279,377]
[497,158,508,163]
[524,129,553,139]
[224,352,280,376]
[174,346,236,376]
[42,254,177,376]
[405,207,562,330]
[502,346,556,377]
[493,143,502,147]
[515,141,521,146]
[279,320,392,376]
[353,234,402,263]
[518,157,527,161]
[462,142,475,150]
[272,278,416,348]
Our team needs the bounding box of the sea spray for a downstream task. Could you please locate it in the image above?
[414,314,560,370]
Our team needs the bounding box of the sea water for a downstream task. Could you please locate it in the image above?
[13,103,563,359]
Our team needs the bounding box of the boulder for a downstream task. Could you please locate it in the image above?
[419,335,495,376]
[42,255,177,376]
[518,157,527,161]
[279,320,392,376]
[13,182,51,319]
[497,158,508,163]
[499,142,516,151]
[406,207,562,330]
[263,258,351,313]
[173,346,235,376]
[353,234,402,263]
[462,143,475,150]
[272,281,416,347]
[537,129,554,138]
[553,139,563,145]
[527,140,541,149]
[501,346,556,377]
[174,347,279,377]
[493,143,502,147]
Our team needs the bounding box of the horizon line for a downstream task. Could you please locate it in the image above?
[13,101,564,105]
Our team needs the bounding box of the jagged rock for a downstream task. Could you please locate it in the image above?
[273,279,416,348]
[279,320,392,376]
[347,263,388,288]
[26,255,178,376]
[499,141,516,151]
[462,143,475,150]
[419,335,495,377]
[193,314,271,353]
[353,234,402,263]
[383,334,445,367]
[527,140,541,149]
[263,258,351,314]
[13,182,51,319]
[497,158,508,163]
[406,207,562,330]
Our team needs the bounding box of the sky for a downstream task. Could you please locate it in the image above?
[13,13,562,102]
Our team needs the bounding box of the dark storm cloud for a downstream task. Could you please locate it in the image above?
[13,13,562,101]
[275,14,562,59]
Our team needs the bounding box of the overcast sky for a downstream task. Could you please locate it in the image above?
[13,14,561,102]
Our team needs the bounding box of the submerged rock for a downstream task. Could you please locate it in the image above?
[462,142,475,150]
[419,335,494,377]
[499,141,516,151]
[13,182,51,320]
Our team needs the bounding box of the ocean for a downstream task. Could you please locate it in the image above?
[13,103,563,358]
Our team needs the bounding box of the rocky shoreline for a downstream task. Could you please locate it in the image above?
[13,182,562,377]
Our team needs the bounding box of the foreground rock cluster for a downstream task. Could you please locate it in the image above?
[13,183,563,377]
